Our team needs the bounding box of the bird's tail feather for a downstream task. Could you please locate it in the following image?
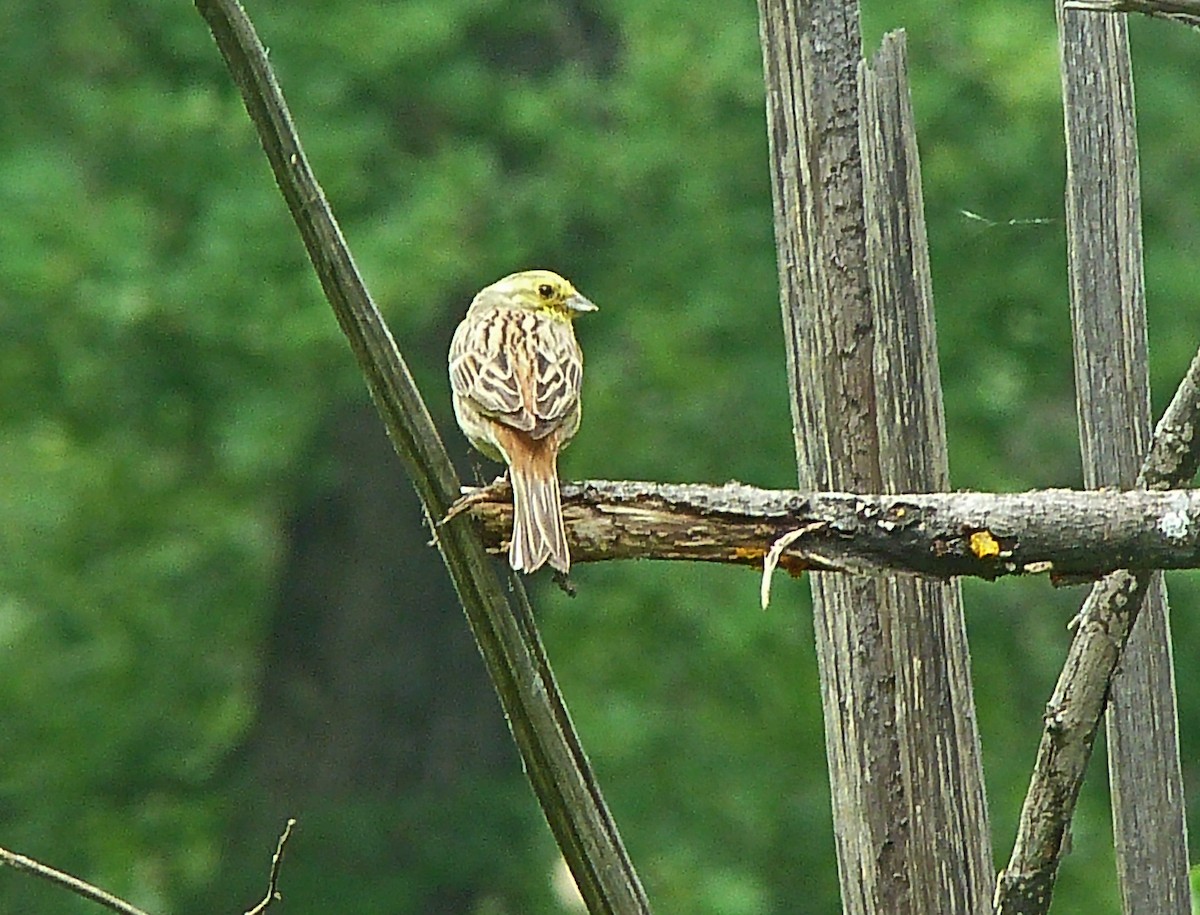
[508,445,569,574]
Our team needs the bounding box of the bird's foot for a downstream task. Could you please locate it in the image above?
[551,568,577,597]
[439,475,512,526]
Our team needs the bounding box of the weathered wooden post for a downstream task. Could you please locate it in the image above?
[996,5,1192,913]
[757,3,992,910]
[1057,3,1190,911]
[861,32,994,912]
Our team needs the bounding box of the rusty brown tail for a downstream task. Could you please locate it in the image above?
[507,441,569,574]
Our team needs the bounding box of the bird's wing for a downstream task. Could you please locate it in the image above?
[526,313,583,439]
[449,307,531,430]
[449,306,581,440]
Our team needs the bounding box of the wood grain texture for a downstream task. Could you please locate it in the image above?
[861,33,994,912]
[996,11,1195,906]
[756,2,905,912]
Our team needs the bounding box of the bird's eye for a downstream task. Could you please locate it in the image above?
[537,283,554,299]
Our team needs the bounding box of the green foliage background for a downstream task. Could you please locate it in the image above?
[2,1,1199,913]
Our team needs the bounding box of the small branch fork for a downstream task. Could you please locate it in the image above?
[0,819,297,915]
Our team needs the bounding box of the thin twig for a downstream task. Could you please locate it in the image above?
[0,844,153,915]
[1065,0,1200,27]
[244,819,296,915]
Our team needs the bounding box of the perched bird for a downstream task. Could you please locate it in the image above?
[449,270,597,574]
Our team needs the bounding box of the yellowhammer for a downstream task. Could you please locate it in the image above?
[449,270,597,574]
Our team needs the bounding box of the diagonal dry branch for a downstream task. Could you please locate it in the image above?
[995,345,1200,912]
[192,1,650,913]
[0,844,152,915]
[244,819,296,915]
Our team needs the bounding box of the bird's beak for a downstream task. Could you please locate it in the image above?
[566,293,598,314]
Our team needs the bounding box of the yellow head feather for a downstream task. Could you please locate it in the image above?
[474,269,598,320]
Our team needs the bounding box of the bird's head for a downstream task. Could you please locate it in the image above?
[475,269,598,320]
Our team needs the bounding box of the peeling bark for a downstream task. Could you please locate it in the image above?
[458,480,1200,580]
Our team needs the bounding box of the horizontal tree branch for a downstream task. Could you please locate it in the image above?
[460,481,1200,579]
